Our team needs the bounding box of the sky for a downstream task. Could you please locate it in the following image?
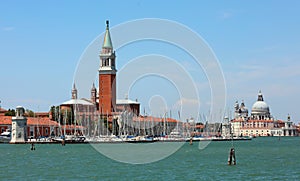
[1,1,300,123]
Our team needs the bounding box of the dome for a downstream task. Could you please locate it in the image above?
[240,107,248,113]
[240,101,248,113]
[251,101,269,114]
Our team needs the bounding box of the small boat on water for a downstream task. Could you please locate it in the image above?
[0,130,11,143]
[52,135,86,143]
[186,136,252,142]
[212,136,252,141]
[125,136,158,143]
[185,136,213,142]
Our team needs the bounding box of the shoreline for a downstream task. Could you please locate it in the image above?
[1,137,253,144]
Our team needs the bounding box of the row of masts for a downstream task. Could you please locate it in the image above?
[51,105,226,139]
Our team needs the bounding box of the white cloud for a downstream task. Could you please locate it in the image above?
[222,12,232,19]
[2,26,14,31]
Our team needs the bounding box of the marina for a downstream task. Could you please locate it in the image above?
[0,135,252,144]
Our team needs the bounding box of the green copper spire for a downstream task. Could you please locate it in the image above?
[102,20,113,49]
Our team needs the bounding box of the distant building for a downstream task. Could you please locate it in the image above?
[231,91,298,137]
[234,100,249,120]
[116,97,140,115]
[0,114,59,138]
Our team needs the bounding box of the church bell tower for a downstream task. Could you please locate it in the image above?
[98,20,116,115]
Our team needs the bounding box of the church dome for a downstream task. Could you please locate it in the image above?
[251,91,270,116]
[251,101,269,113]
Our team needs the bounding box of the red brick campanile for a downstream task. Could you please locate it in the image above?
[98,20,116,115]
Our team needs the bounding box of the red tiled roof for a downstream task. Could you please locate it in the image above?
[0,116,12,125]
[247,119,274,123]
[0,116,59,126]
[231,119,275,123]
[275,120,285,123]
[231,119,244,122]
[27,117,59,126]
[34,112,49,117]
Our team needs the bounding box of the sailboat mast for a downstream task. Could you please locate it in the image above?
[74,104,76,136]
[64,109,66,136]
[106,111,108,137]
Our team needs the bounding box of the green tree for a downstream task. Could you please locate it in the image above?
[26,109,35,117]
[4,109,15,116]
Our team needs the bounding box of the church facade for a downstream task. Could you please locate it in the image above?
[231,91,298,137]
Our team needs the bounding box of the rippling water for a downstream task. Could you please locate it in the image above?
[1,137,299,180]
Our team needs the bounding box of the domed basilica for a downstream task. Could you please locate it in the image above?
[231,91,298,137]
[234,90,272,121]
[250,91,271,120]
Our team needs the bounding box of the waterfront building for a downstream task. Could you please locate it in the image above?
[0,116,11,133]
[116,97,140,116]
[231,91,298,137]
[0,115,59,139]
[234,100,248,120]
[269,115,298,136]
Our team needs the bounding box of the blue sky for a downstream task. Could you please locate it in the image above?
[1,1,300,123]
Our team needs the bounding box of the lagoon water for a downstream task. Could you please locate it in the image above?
[1,137,299,180]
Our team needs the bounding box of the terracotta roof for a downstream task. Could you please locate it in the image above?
[0,116,59,126]
[247,119,274,123]
[27,117,59,126]
[0,108,7,112]
[231,119,275,123]
[34,112,49,117]
[0,116,12,125]
[231,119,245,122]
[275,120,285,123]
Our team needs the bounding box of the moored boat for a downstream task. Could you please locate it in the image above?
[52,135,86,143]
[0,129,11,143]
[125,136,158,143]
